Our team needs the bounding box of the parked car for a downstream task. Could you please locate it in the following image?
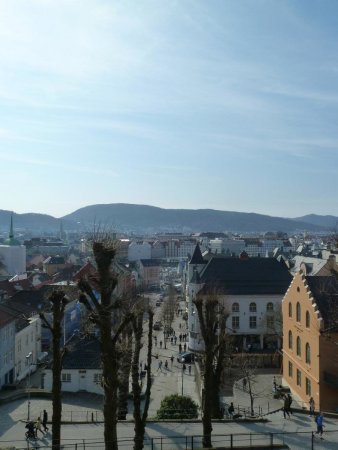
[177,352,195,363]
[155,301,161,307]
[153,321,162,330]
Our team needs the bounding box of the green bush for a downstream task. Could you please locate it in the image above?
[156,394,198,419]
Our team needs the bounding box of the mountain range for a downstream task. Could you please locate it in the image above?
[0,204,337,234]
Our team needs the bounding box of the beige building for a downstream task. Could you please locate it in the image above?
[282,272,338,412]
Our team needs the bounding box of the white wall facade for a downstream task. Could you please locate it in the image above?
[188,285,282,353]
[0,321,15,387]
[0,245,26,276]
[15,316,42,381]
[44,369,103,395]
[128,242,152,262]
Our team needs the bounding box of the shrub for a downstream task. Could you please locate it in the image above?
[156,394,198,419]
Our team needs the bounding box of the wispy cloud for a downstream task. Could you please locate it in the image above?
[0,152,118,177]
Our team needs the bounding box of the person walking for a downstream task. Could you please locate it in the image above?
[34,417,44,438]
[287,394,293,415]
[283,395,290,419]
[315,412,324,439]
[170,355,174,366]
[272,376,277,393]
[228,402,234,419]
[42,410,49,432]
[309,397,315,417]
[164,359,168,370]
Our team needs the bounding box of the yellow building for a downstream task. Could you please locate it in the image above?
[282,272,338,412]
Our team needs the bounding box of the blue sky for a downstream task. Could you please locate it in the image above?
[1,0,338,218]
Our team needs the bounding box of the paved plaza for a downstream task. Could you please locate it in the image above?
[0,297,337,449]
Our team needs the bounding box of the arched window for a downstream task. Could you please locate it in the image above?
[232,303,239,313]
[305,343,311,364]
[267,302,274,312]
[249,302,257,313]
[288,330,293,349]
[306,311,310,328]
[288,302,292,318]
[296,336,301,356]
[296,302,301,322]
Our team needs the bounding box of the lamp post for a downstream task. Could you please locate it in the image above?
[181,357,185,396]
[26,352,33,421]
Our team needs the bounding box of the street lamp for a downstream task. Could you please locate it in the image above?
[181,357,185,396]
[26,352,33,420]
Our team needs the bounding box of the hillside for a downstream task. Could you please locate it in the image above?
[62,203,325,233]
[0,205,332,234]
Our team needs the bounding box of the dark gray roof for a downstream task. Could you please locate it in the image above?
[190,244,205,265]
[305,276,338,329]
[198,257,292,295]
[63,338,101,370]
[140,259,161,267]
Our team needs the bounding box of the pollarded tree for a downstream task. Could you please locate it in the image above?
[39,290,69,450]
[193,292,230,448]
[78,236,134,450]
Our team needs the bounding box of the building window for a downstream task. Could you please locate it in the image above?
[297,369,302,386]
[249,302,257,312]
[267,302,274,312]
[232,316,240,329]
[305,343,311,364]
[93,373,102,385]
[62,373,71,383]
[232,303,239,313]
[288,361,293,378]
[296,336,301,356]
[267,316,274,329]
[306,378,311,396]
[306,311,310,328]
[249,316,257,329]
[296,302,301,322]
[288,302,292,318]
[288,330,293,349]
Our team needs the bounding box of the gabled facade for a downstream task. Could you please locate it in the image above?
[282,273,338,411]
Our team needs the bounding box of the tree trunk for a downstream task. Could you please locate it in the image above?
[51,304,62,450]
[132,310,154,450]
[118,328,133,420]
[201,353,214,448]
[101,318,119,450]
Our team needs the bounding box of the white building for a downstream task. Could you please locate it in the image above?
[128,241,152,262]
[44,339,102,395]
[187,246,292,353]
[0,216,26,276]
[15,315,42,381]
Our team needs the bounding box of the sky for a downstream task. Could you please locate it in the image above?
[1,0,338,219]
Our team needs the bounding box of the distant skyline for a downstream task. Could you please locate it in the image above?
[1,1,338,218]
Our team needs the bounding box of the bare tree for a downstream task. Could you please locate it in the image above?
[161,284,176,348]
[194,293,230,448]
[234,354,265,417]
[39,290,69,450]
[78,237,134,450]
[131,302,154,450]
[260,303,283,351]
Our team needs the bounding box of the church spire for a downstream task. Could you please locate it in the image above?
[9,213,14,239]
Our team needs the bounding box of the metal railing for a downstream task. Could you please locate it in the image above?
[3,429,338,449]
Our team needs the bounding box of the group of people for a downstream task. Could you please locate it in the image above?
[25,410,48,439]
[282,393,293,418]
